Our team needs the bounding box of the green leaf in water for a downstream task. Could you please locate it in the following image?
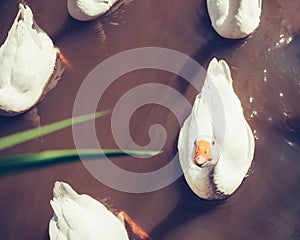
[0,110,110,151]
[0,149,161,175]
[0,110,162,175]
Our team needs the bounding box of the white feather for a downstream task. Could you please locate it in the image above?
[67,0,119,21]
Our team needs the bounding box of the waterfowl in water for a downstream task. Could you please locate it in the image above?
[67,0,119,21]
[178,58,255,200]
[49,181,151,240]
[0,3,60,116]
[207,0,262,39]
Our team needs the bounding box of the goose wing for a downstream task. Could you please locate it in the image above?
[178,79,215,199]
[206,59,255,196]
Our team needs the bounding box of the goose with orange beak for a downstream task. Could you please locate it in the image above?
[178,58,255,200]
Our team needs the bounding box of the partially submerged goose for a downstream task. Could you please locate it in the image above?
[178,58,255,200]
[0,3,61,116]
[207,0,262,39]
[49,181,151,240]
[67,0,119,21]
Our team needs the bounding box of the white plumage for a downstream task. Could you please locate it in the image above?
[207,0,262,39]
[67,0,119,21]
[49,181,129,240]
[178,58,255,200]
[0,3,57,115]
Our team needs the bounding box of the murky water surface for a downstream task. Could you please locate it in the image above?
[0,0,300,239]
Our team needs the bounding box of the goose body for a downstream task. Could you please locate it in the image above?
[207,0,262,39]
[178,58,255,200]
[0,3,57,115]
[67,0,119,21]
[49,181,129,240]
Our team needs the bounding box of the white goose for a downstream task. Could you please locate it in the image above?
[67,0,119,21]
[49,181,151,240]
[178,58,255,200]
[207,0,262,39]
[0,3,58,116]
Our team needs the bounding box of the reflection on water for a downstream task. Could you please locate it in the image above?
[0,0,300,239]
[267,35,300,89]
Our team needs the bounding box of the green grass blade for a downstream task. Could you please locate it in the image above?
[0,149,161,175]
[0,111,110,151]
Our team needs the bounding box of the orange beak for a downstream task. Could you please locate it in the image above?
[194,140,213,167]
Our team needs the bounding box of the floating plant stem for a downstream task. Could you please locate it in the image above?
[0,149,161,175]
[0,111,110,151]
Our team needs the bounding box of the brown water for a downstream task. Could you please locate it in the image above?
[0,0,300,239]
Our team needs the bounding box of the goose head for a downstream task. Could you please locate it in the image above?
[193,138,218,168]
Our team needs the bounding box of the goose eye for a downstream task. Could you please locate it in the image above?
[212,141,215,145]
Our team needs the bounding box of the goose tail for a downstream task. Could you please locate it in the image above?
[207,58,233,85]
[53,181,79,200]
